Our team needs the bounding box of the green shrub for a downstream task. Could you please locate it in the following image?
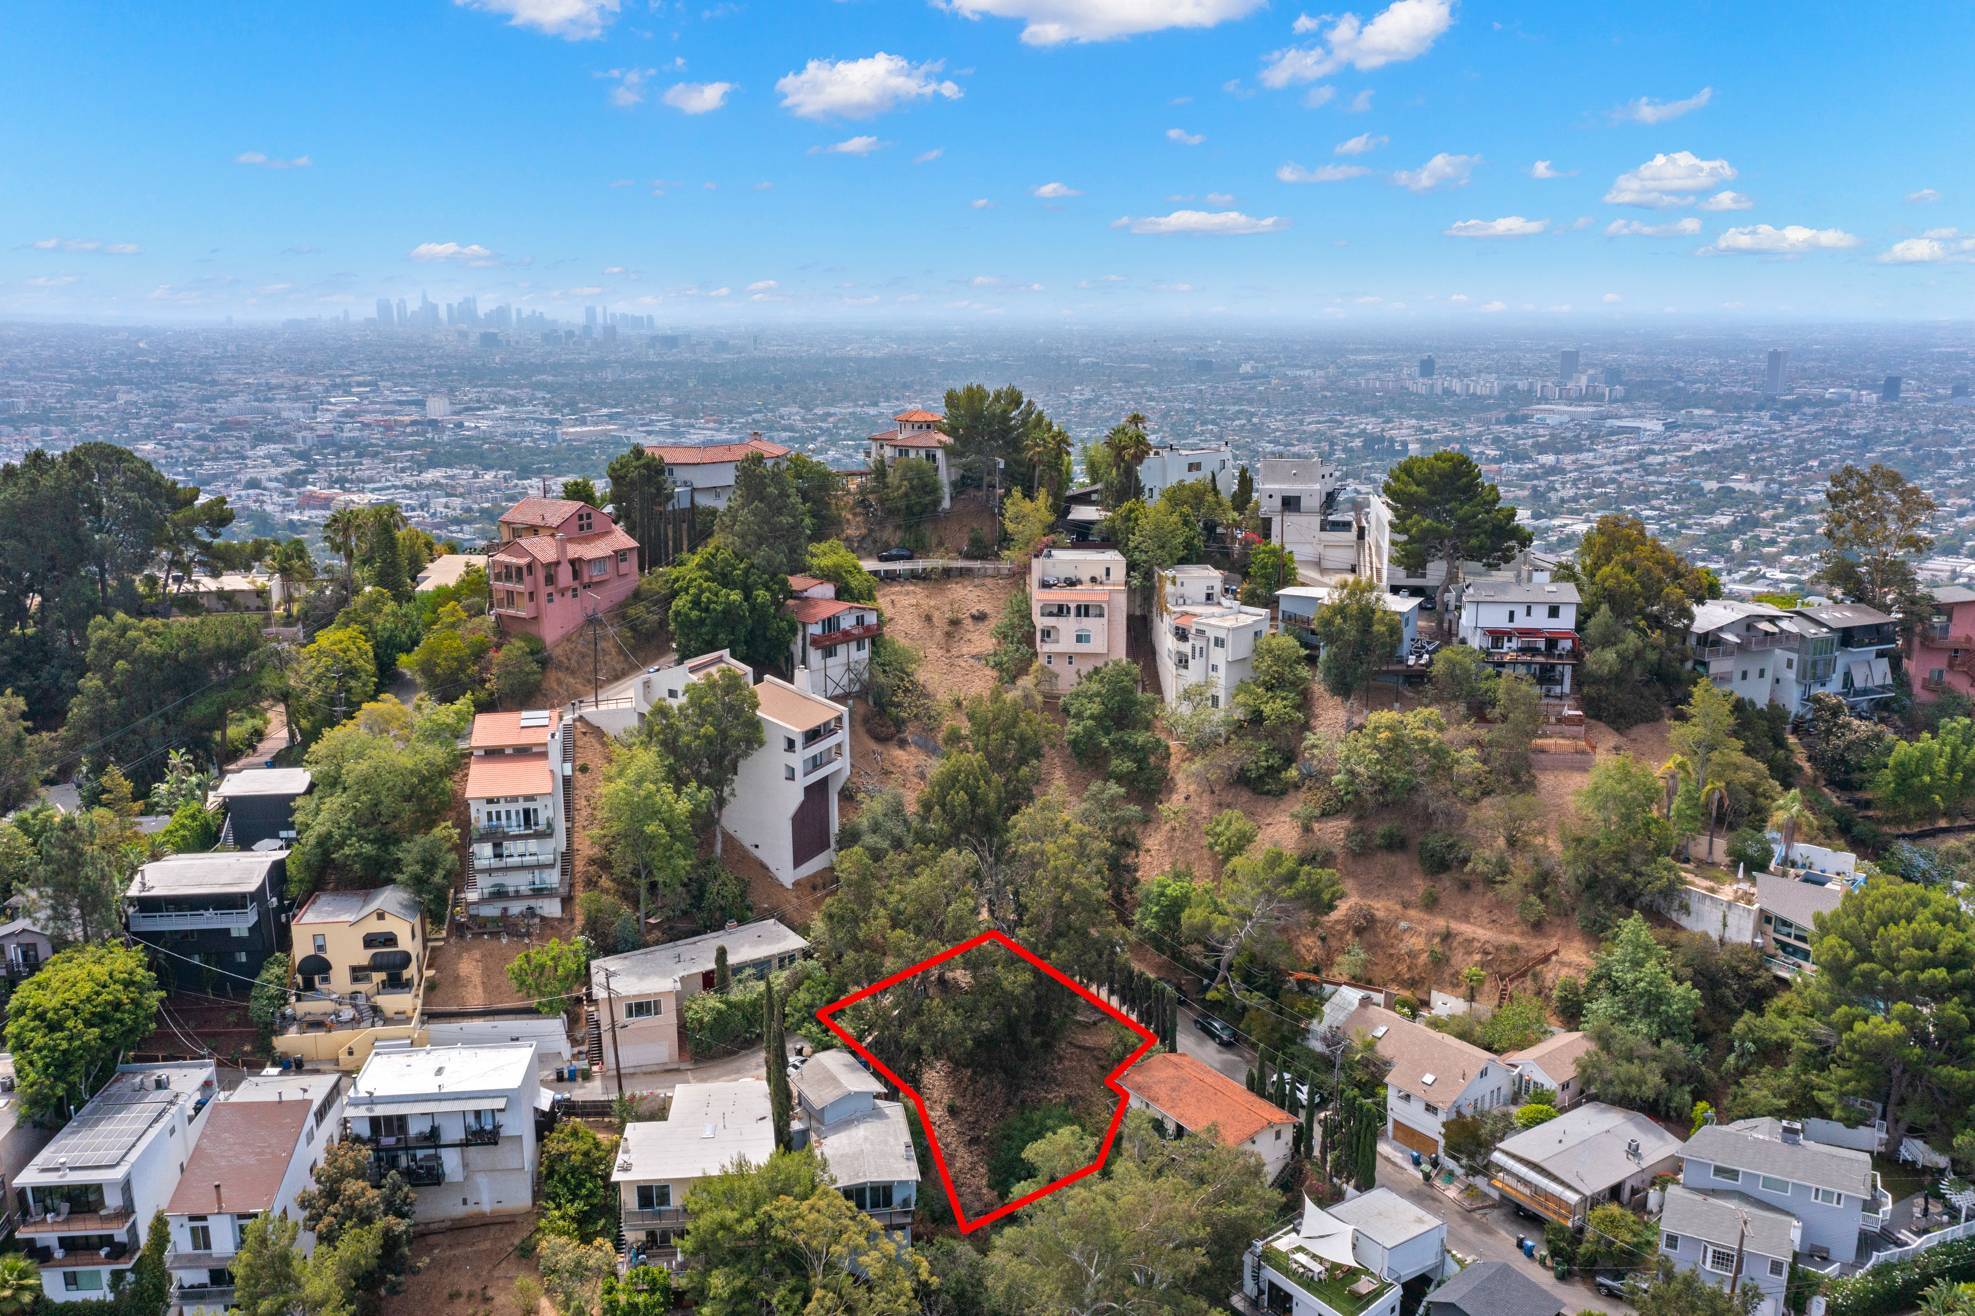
[1343,825,1374,855]
[986,1103,1086,1197]
[1822,1236,1975,1316]
[1374,822,1407,851]
[1417,831,1470,875]
[681,973,775,1054]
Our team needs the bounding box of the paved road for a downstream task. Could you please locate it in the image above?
[1175,1003,1255,1083]
[1372,1143,1627,1314]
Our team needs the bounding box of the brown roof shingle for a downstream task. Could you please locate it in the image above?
[1345,1003,1501,1104]
[166,1100,313,1215]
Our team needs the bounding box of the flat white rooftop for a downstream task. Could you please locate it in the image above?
[348,1042,535,1109]
[615,1080,776,1184]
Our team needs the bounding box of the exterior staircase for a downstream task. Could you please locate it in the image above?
[585,1008,605,1070]
[559,717,576,894]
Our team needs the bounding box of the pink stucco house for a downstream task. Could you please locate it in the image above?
[1911,584,1975,704]
[489,497,640,647]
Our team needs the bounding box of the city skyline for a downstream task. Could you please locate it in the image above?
[7,0,1974,325]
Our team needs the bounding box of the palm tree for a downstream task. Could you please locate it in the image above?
[1701,779,1730,864]
[1771,789,1814,871]
[0,1254,42,1316]
[269,538,315,618]
[322,508,362,598]
[1460,964,1486,1004]
[1657,754,1690,819]
[1023,418,1072,499]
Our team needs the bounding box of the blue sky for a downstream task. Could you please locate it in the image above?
[6,0,1973,324]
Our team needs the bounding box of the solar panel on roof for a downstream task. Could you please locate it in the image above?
[517,711,551,728]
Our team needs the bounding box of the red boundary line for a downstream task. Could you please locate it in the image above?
[813,929,1159,1233]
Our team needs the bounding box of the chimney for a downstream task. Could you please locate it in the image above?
[213,1182,224,1212]
[1626,1138,1641,1160]
[1780,1120,1803,1146]
[794,664,813,694]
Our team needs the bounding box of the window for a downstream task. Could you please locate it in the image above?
[1547,604,1560,619]
[785,765,796,781]
[589,559,608,578]
[1396,1091,1412,1104]
[1759,1175,1790,1194]
[1075,630,1092,645]
[1813,1187,1843,1206]
[1710,1164,1742,1183]
[1662,1234,1680,1252]
[1213,636,1225,649]
[623,999,659,1020]
[64,1272,105,1293]
[1423,1103,1441,1116]
[636,1184,671,1210]
[855,638,867,653]
[313,934,326,954]
[190,1223,213,1252]
[1768,1259,1787,1278]
[784,736,796,752]
[1705,1247,1737,1274]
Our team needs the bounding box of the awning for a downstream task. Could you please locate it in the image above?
[296,955,331,977]
[1847,660,1873,687]
[369,949,413,973]
[1870,657,1892,686]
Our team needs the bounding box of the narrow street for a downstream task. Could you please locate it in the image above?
[1174,1002,1255,1084]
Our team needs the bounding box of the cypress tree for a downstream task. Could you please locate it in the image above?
[714,944,730,992]
[763,976,792,1152]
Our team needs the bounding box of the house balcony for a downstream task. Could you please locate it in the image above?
[1763,953,1813,978]
[809,621,881,650]
[368,1154,446,1187]
[1866,1177,1894,1229]
[471,823,555,843]
[124,905,258,932]
[173,1282,236,1306]
[1922,627,1975,650]
[165,1250,237,1271]
[19,1207,134,1236]
[622,1205,688,1230]
[860,1207,917,1231]
[801,745,843,780]
[492,592,539,619]
[22,1240,132,1268]
[472,847,559,871]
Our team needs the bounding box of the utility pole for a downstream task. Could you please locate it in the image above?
[598,965,626,1101]
[1726,1209,1747,1298]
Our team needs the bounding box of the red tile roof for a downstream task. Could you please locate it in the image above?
[874,428,951,450]
[465,751,554,798]
[492,526,638,563]
[644,437,790,465]
[471,709,560,750]
[893,408,943,423]
[787,574,828,593]
[787,597,868,625]
[1120,1052,1293,1147]
[500,497,590,529]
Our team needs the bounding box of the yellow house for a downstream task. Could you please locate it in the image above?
[275,887,429,1070]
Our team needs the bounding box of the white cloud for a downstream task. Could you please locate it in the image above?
[753,180,775,190]
[970,197,993,208]
[747,279,781,292]
[1479,299,1506,312]
[1603,150,1736,208]
[1166,127,1206,145]
[234,151,312,169]
[30,237,140,254]
[1346,89,1374,112]
[1292,12,1322,32]
[596,68,654,107]
[1529,159,1573,179]
[1444,216,1548,238]
[602,265,629,275]
[1612,86,1712,124]
[1602,291,1623,303]
[661,81,734,114]
[1704,224,1860,255]
[453,0,618,40]
[1033,180,1083,198]
[1392,151,1476,191]
[1698,189,1752,212]
[1907,187,1941,204]
[811,135,888,156]
[408,241,498,265]
[1277,161,1369,183]
[1205,191,1235,205]
[1302,85,1336,108]
[25,274,80,287]
[1260,0,1454,87]
[776,52,961,120]
[1605,217,1702,237]
[969,274,1001,287]
[1879,229,1975,264]
[1335,132,1387,155]
[941,0,1266,45]
[1113,208,1288,235]
[913,148,944,164]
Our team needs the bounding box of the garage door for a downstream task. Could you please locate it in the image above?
[1391,1118,1439,1156]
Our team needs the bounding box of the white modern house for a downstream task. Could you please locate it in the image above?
[636,652,850,885]
[1242,1189,1448,1316]
[343,1041,541,1222]
[1153,564,1268,709]
[1119,1052,1297,1182]
[1254,456,1349,573]
[17,1062,219,1305]
[1790,603,1900,711]
[1455,579,1581,698]
[1688,601,1811,716]
[615,1080,778,1267]
[165,1071,345,1314]
[1136,440,1234,505]
[785,575,882,700]
[644,436,791,511]
[1277,585,1423,664]
[463,709,568,917]
[588,919,809,1075]
[791,1052,920,1236]
[1029,547,1129,694]
[867,408,953,510]
[1344,1003,1513,1157]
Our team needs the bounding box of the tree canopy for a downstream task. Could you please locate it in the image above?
[5,943,163,1119]
[1380,451,1531,631]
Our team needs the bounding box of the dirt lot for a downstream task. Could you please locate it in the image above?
[386,1214,545,1316]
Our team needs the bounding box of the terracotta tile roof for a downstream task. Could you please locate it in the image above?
[465,751,553,798]
[471,710,560,750]
[753,679,843,733]
[1121,1052,1293,1147]
[1345,1003,1499,1104]
[491,527,637,564]
[787,574,828,593]
[875,429,951,450]
[166,1099,313,1214]
[562,526,639,559]
[787,597,869,625]
[644,437,790,465]
[893,408,944,423]
[500,497,588,528]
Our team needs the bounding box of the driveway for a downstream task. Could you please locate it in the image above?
[1372,1143,1627,1314]
[1175,1003,1254,1083]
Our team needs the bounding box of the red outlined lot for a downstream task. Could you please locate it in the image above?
[814,929,1158,1233]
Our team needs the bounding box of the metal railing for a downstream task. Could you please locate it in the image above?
[124,906,258,931]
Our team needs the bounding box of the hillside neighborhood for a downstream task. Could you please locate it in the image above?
[3,390,1975,1316]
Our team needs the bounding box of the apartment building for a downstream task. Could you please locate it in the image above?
[644,435,790,511]
[488,497,641,647]
[1136,440,1234,505]
[1028,547,1128,694]
[1679,1118,1888,1266]
[1119,1052,1297,1182]
[464,709,568,918]
[1241,1190,1446,1316]
[123,851,288,993]
[1485,1101,1683,1228]
[1344,1003,1513,1156]
[1153,564,1268,709]
[614,1080,778,1266]
[867,408,953,510]
[210,767,311,849]
[1455,579,1581,698]
[277,887,427,1071]
[785,575,882,700]
[165,1072,345,1314]
[589,919,809,1075]
[342,1041,541,1222]
[1910,584,1975,704]
[791,1052,920,1237]
[1659,1183,1799,1316]
[636,652,850,884]
[17,1062,219,1304]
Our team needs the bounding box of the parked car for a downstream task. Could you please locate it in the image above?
[1192,1014,1239,1047]
[877,546,914,562]
[1593,1272,1646,1300]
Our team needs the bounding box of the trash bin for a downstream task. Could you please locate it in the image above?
[1553,1262,1568,1280]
